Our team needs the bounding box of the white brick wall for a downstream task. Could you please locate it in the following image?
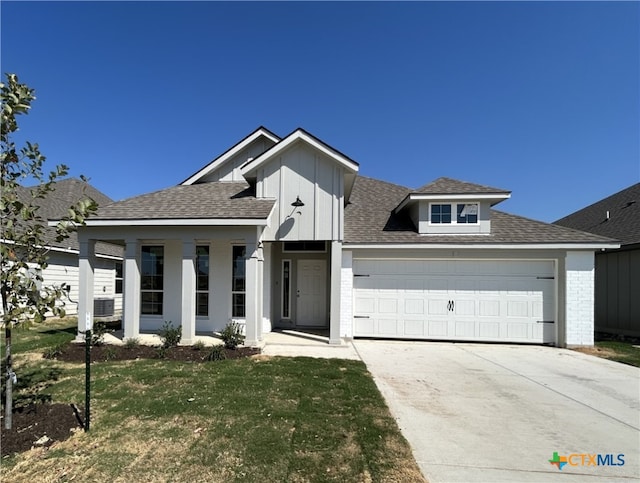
[565,251,595,346]
[340,250,354,338]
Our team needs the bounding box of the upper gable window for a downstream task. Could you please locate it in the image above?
[430,203,478,225]
[431,204,452,224]
[457,203,478,224]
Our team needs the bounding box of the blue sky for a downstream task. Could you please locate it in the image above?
[2,1,638,222]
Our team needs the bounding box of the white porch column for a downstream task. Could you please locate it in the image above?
[76,238,96,342]
[123,238,141,340]
[262,242,272,334]
[245,241,260,347]
[181,240,196,345]
[329,241,342,345]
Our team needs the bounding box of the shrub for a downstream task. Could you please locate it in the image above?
[104,346,118,361]
[155,346,168,359]
[206,345,226,361]
[124,337,140,349]
[91,321,109,346]
[158,321,181,348]
[43,343,66,360]
[220,321,244,350]
[193,340,206,351]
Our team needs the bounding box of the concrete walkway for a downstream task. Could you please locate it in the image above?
[261,330,360,360]
[354,340,640,483]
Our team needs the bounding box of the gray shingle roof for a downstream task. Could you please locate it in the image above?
[554,183,640,246]
[345,176,615,245]
[93,182,274,220]
[414,177,510,195]
[14,178,122,257]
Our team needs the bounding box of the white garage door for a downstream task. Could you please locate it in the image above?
[353,259,556,344]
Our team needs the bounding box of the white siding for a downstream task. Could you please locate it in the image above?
[199,137,277,183]
[35,252,121,317]
[340,250,354,338]
[565,251,595,346]
[260,143,344,241]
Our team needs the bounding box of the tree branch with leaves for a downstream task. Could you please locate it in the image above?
[1,73,98,429]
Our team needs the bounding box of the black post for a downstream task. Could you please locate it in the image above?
[85,329,91,432]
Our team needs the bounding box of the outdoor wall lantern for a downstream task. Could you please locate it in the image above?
[291,196,305,207]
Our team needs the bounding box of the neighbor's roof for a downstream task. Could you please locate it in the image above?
[413,177,511,195]
[92,182,275,221]
[16,178,121,257]
[554,183,640,246]
[345,176,616,246]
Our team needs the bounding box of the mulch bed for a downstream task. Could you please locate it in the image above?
[1,342,260,457]
[53,342,260,363]
[1,403,83,457]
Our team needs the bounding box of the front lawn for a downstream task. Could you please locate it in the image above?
[1,320,425,482]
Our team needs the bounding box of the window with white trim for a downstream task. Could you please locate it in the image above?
[282,260,291,319]
[232,245,246,318]
[430,203,479,224]
[141,246,163,315]
[115,262,123,294]
[196,246,209,316]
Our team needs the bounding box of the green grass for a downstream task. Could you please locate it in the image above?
[593,341,640,367]
[2,319,425,482]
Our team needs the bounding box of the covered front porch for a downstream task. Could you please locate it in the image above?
[76,226,344,346]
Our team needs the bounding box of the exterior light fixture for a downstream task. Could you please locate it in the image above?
[291,196,304,207]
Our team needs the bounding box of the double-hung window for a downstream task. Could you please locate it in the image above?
[141,246,163,315]
[196,246,209,316]
[232,246,246,317]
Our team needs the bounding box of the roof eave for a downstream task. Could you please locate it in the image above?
[181,127,280,185]
[241,129,359,179]
[394,192,512,214]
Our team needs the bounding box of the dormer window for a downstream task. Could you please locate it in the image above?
[430,203,479,225]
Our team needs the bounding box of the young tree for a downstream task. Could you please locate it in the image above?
[1,73,98,429]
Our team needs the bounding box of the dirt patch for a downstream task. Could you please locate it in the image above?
[1,403,83,457]
[48,342,260,363]
[573,346,619,359]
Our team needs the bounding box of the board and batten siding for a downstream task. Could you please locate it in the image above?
[258,144,344,242]
[199,137,277,183]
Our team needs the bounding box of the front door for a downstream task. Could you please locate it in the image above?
[296,259,327,327]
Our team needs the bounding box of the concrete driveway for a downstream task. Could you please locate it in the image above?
[353,341,640,482]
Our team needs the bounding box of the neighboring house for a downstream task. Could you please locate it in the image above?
[5,178,123,318]
[75,127,616,347]
[555,183,640,337]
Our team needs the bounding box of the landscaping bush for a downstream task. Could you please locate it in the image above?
[206,345,226,361]
[124,337,140,349]
[91,321,109,346]
[193,340,206,351]
[220,321,244,350]
[158,321,181,348]
[42,343,66,360]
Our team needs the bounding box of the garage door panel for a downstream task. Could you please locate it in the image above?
[427,320,448,337]
[354,295,375,314]
[404,319,426,336]
[378,319,400,335]
[429,299,449,315]
[353,259,556,344]
[405,299,425,314]
[479,322,500,338]
[378,298,398,314]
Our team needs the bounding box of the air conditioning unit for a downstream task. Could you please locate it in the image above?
[94,298,115,317]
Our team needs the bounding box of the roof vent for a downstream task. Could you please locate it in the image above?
[605,210,610,220]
